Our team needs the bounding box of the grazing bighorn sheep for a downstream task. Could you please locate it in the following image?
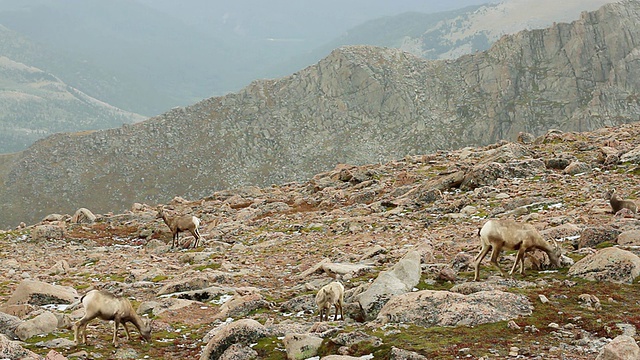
[315,281,345,321]
[74,290,151,346]
[604,189,637,214]
[473,219,561,281]
[156,205,202,248]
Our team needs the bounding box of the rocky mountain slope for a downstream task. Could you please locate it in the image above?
[1,121,640,359]
[0,55,145,153]
[2,1,640,229]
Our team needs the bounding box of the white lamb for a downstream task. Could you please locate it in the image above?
[315,281,345,321]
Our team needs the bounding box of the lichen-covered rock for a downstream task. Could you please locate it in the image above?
[389,347,428,360]
[617,230,640,246]
[0,312,22,339]
[568,247,640,284]
[219,343,258,360]
[15,311,58,341]
[357,251,421,321]
[283,333,323,360]
[6,280,79,306]
[0,334,41,360]
[595,335,640,360]
[578,227,620,249]
[213,292,270,321]
[376,290,533,327]
[200,319,267,360]
[31,224,65,242]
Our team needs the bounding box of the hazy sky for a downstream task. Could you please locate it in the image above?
[138,0,496,43]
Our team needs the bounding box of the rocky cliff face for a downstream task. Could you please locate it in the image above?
[1,1,640,228]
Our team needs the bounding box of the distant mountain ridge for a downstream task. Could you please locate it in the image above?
[0,55,145,153]
[0,0,613,153]
[276,0,612,74]
[1,1,640,228]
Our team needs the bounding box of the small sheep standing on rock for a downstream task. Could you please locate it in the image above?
[474,219,562,281]
[315,281,344,321]
[74,290,152,347]
[157,205,202,248]
[605,189,637,214]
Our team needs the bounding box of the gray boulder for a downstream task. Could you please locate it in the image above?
[6,280,79,306]
[617,230,640,246]
[390,347,428,360]
[219,343,258,360]
[213,292,270,321]
[376,290,533,327]
[0,312,22,339]
[200,319,268,360]
[0,333,41,359]
[15,311,59,341]
[568,247,640,284]
[595,335,640,360]
[283,333,323,360]
[578,227,620,249]
[619,146,640,163]
[31,224,65,241]
[357,251,421,321]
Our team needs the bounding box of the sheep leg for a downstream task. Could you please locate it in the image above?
[510,248,526,276]
[473,244,492,281]
[172,232,179,249]
[74,317,92,345]
[122,322,131,341]
[333,304,339,321]
[194,228,202,248]
[112,319,121,347]
[189,229,200,248]
[489,246,506,277]
[337,301,344,321]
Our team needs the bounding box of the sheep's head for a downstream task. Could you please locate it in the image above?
[548,239,562,268]
[604,189,616,200]
[156,206,165,219]
[140,319,152,342]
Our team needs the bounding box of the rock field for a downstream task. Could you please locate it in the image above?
[2,123,640,359]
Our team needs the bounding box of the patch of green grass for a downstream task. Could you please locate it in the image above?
[193,263,222,272]
[0,229,28,241]
[254,336,287,359]
[107,274,126,282]
[595,241,615,249]
[151,275,169,282]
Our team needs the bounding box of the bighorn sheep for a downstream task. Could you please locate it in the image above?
[604,189,637,214]
[74,290,151,346]
[157,205,202,248]
[473,219,561,281]
[315,281,344,321]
